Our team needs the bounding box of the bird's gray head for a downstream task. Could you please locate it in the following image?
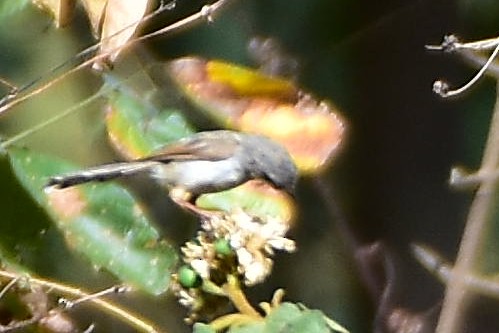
[240,134,298,194]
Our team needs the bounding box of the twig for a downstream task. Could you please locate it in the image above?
[435,82,499,333]
[0,276,20,300]
[458,50,499,79]
[59,285,131,309]
[448,166,499,189]
[0,3,171,112]
[413,244,499,300]
[133,0,231,41]
[0,0,232,117]
[427,35,499,97]
[0,86,106,151]
[0,77,18,95]
[432,42,499,97]
[426,35,499,52]
[0,270,164,333]
[0,316,39,332]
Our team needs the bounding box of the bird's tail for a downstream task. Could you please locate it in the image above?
[45,161,159,189]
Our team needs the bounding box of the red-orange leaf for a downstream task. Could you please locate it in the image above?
[168,57,345,174]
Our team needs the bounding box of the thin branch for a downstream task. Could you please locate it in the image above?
[413,244,499,300]
[426,35,499,52]
[432,42,499,97]
[458,50,499,79]
[0,0,232,117]
[448,166,499,189]
[435,81,499,333]
[0,77,18,93]
[0,3,171,111]
[0,270,165,333]
[427,34,499,97]
[0,1,183,108]
[0,276,20,300]
[132,0,231,42]
[0,86,106,151]
[0,316,39,332]
[59,285,131,309]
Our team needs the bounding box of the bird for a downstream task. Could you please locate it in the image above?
[46,130,298,216]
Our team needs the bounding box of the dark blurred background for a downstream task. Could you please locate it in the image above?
[1,0,499,332]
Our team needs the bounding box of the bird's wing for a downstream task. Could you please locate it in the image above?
[143,135,239,162]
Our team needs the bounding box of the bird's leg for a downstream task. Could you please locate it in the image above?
[169,187,223,219]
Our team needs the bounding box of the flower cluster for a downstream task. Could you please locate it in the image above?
[173,209,295,318]
[196,210,294,285]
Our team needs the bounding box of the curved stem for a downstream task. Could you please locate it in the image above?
[223,275,261,318]
[435,41,499,97]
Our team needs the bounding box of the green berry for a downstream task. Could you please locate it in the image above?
[178,265,202,288]
[214,238,233,256]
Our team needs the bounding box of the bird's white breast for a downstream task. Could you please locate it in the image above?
[150,157,244,194]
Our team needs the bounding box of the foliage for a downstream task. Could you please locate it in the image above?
[0,2,351,331]
[3,1,497,333]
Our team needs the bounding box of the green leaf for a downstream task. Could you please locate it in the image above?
[229,322,265,333]
[195,182,295,222]
[226,303,349,333]
[193,323,217,333]
[0,0,30,19]
[105,84,194,159]
[7,147,178,295]
[266,303,349,333]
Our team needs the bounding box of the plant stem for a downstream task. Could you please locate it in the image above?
[436,82,499,333]
[413,244,499,300]
[0,88,104,150]
[0,0,232,118]
[0,270,164,333]
[223,275,261,318]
